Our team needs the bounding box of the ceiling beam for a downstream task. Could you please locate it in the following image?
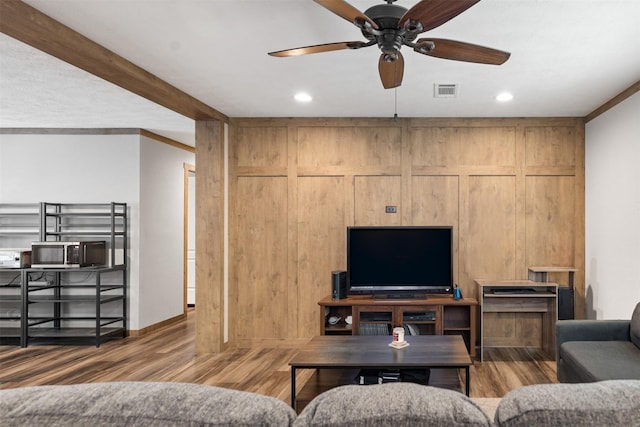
[0,0,228,123]
[140,129,194,153]
[585,80,640,123]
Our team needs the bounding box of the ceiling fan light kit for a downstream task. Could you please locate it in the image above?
[268,0,511,89]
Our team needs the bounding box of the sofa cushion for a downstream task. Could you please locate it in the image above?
[559,340,640,381]
[631,302,640,349]
[0,382,297,427]
[495,380,640,427]
[294,383,492,427]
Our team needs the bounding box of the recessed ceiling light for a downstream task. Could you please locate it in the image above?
[496,92,514,102]
[294,92,312,102]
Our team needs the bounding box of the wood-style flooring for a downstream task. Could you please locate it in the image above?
[0,308,558,403]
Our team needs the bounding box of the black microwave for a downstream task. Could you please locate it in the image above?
[31,241,107,268]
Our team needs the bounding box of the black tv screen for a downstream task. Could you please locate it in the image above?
[347,226,453,297]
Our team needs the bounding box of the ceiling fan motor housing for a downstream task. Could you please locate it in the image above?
[363,3,418,60]
[364,4,407,28]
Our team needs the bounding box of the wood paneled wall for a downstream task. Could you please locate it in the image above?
[227,118,585,346]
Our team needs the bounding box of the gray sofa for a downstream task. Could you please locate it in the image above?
[0,382,296,426]
[556,302,640,382]
[1,380,640,426]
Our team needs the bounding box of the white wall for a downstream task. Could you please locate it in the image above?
[0,133,139,203]
[585,92,640,319]
[0,131,194,330]
[138,135,194,326]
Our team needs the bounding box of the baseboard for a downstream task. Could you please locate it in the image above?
[128,313,186,337]
[235,338,310,348]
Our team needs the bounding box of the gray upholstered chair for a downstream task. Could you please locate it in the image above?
[556,302,640,382]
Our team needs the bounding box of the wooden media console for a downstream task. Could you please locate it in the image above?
[318,295,478,359]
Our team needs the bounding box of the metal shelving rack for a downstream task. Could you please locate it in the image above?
[0,202,127,347]
[0,271,25,344]
[0,203,40,344]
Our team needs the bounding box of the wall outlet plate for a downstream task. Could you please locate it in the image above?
[385,206,397,213]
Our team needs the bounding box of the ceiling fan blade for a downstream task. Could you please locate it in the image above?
[314,0,378,29]
[414,38,510,65]
[378,52,404,89]
[399,0,480,33]
[269,41,369,57]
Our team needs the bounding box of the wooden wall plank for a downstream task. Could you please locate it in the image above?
[463,176,517,297]
[297,177,346,337]
[234,177,289,342]
[525,176,576,268]
[354,176,402,225]
[410,176,459,226]
[228,117,585,343]
[236,127,288,169]
[525,127,576,168]
[297,127,402,171]
[410,127,516,167]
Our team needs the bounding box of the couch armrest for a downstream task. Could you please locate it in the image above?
[557,320,630,343]
[556,320,630,360]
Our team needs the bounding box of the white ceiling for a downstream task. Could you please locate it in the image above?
[1,0,640,147]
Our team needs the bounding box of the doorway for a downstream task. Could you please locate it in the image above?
[184,163,196,313]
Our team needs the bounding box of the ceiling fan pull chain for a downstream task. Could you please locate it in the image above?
[393,88,399,122]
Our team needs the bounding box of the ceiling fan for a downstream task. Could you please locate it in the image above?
[268,0,510,89]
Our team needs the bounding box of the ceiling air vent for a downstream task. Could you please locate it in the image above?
[434,84,458,98]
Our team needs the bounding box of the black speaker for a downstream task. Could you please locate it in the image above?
[332,271,347,300]
[558,286,575,320]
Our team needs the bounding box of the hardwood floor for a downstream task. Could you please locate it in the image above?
[0,308,557,402]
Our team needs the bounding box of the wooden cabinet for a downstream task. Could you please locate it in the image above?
[318,295,477,359]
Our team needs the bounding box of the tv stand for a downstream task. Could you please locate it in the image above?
[374,294,427,300]
[318,295,478,359]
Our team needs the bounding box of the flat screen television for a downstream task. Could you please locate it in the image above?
[347,226,453,298]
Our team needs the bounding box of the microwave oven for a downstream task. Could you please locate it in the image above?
[31,241,107,268]
[0,249,31,268]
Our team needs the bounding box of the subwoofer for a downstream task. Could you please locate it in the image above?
[558,286,575,320]
[332,271,347,300]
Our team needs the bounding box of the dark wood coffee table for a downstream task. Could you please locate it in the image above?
[289,335,472,410]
